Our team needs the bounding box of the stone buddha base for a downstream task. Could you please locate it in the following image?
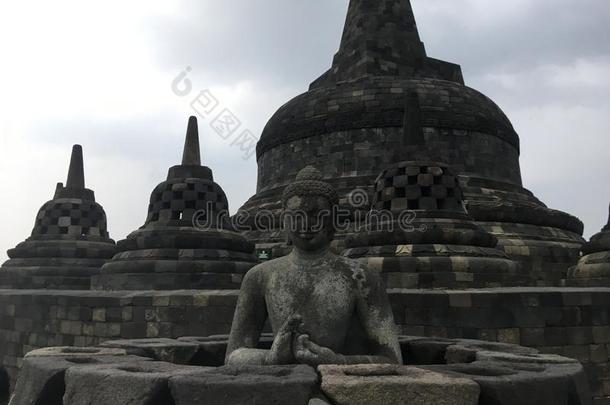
[9,336,590,405]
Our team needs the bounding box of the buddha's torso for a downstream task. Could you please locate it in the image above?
[261,253,362,351]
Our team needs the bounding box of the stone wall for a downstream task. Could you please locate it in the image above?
[1,288,610,403]
[0,289,236,388]
[256,127,521,194]
[390,288,610,405]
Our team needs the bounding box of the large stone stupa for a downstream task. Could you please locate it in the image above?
[0,145,116,290]
[238,0,584,285]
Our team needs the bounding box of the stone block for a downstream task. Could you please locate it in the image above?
[63,361,205,405]
[435,359,591,405]
[25,346,127,359]
[178,334,274,367]
[520,328,546,347]
[10,353,148,405]
[170,365,318,405]
[0,367,8,403]
[319,364,479,405]
[99,338,199,364]
[594,327,610,344]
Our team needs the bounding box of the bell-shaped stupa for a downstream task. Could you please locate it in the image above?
[92,117,257,290]
[0,145,117,289]
[343,159,523,289]
[568,205,610,286]
[238,0,584,285]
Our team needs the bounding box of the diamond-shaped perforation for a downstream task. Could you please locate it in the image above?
[32,199,110,238]
[373,162,465,213]
[146,178,230,226]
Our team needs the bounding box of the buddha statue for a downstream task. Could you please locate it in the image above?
[226,167,402,367]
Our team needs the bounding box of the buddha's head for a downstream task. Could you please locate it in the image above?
[282,166,339,253]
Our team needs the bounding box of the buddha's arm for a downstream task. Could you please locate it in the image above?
[225,269,268,365]
[352,271,403,364]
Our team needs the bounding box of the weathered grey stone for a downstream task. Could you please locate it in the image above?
[179,333,273,366]
[430,360,592,405]
[446,339,539,364]
[319,364,480,405]
[99,338,199,364]
[308,397,332,405]
[476,350,579,365]
[63,361,206,405]
[25,346,127,359]
[0,368,8,404]
[569,208,610,286]
[169,365,318,405]
[10,355,148,405]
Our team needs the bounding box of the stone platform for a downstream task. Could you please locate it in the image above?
[7,335,591,405]
[0,288,609,403]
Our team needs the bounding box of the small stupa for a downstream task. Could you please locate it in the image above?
[92,117,257,290]
[568,205,610,286]
[0,145,117,289]
[342,96,522,288]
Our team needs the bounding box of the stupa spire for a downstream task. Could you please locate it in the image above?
[310,0,463,88]
[66,145,85,189]
[182,116,201,166]
[338,0,426,61]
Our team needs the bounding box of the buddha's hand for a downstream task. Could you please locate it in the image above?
[294,334,343,366]
[267,315,302,365]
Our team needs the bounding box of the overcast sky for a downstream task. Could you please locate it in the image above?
[0,0,609,261]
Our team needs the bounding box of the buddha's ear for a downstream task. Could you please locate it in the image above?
[283,215,293,245]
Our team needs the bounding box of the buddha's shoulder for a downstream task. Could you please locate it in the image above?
[330,254,367,269]
[242,256,291,280]
[332,254,382,281]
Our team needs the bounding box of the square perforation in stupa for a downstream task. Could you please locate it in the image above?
[147,179,229,224]
[374,165,462,212]
[33,200,107,238]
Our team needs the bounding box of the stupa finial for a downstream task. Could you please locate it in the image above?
[310,0,463,88]
[334,0,426,81]
[66,145,85,189]
[182,116,201,166]
[339,0,425,58]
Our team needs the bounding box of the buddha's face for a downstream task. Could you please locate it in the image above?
[284,195,335,252]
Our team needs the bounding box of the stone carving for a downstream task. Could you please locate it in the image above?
[226,167,402,367]
[92,117,257,290]
[568,204,610,286]
[0,145,116,290]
